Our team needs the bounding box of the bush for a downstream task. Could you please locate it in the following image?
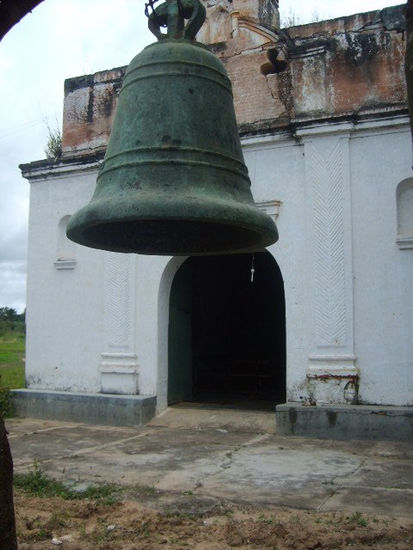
[0,386,12,418]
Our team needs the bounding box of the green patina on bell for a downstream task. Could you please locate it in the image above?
[67,0,278,255]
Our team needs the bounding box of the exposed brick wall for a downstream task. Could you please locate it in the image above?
[224,51,286,126]
[285,6,406,123]
[61,4,407,156]
[62,68,125,156]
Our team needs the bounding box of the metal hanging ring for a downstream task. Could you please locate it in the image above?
[145,0,161,19]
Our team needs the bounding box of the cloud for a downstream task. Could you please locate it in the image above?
[0,223,27,311]
[0,261,27,312]
[0,225,28,262]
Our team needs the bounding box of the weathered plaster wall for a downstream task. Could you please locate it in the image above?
[61,5,407,152]
[285,6,406,123]
[62,68,125,157]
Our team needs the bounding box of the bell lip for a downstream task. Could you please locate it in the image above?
[67,227,278,256]
[66,211,278,257]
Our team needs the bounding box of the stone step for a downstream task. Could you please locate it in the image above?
[10,389,156,428]
[276,402,413,441]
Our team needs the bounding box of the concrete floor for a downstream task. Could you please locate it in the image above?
[7,404,413,518]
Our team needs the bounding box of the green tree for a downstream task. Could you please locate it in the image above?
[0,308,18,321]
[0,308,25,335]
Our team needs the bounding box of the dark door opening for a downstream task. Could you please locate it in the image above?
[168,252,286,409]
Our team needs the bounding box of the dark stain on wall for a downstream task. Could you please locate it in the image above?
[97,88,115,118]
[345,33,381,66]
[289,37,338,58]
[64,74,94,96]
[277,69,294,119]
[327,409,337,428]
[87,88,94,124]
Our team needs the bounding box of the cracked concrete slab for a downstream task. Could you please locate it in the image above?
[6,406,413,518]
[196,443,363,508]
[338,460,413,490]
[37,427,258,489]
[320,487,413,517]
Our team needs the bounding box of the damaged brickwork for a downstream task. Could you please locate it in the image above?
[305,373,360,406]
[62,68,126,156]
[61,3,407,158]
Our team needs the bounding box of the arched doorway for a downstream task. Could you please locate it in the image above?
[168,251,286,409]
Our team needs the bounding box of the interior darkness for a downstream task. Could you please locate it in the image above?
[168,252,286,410]
[79,220,263,254]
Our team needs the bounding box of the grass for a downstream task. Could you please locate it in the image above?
[0,329,25,369]
[258,514,276,525]
[0,364,25,389]
[0,329,25,416]
[0,330,25,416]
[14,463,121,505]
[347,511,369,527]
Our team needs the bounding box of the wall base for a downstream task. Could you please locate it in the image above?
[10,389,156,428]
[276,402,413,441]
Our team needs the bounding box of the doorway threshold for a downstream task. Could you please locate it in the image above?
[150,402,276,433]
[174,398,278,412]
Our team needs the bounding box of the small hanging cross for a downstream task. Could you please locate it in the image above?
[250,254,255,283]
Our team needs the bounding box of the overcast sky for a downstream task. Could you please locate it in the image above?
[0,0,402,313]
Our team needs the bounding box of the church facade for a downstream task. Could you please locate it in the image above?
[19,2,412,433]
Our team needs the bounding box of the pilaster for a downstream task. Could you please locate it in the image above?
[299,124,358,404]
[100,252,138,394]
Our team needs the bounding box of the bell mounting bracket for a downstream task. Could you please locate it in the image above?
[146,0,206,41]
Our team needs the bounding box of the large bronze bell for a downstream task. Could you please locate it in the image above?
[67,0,278,255]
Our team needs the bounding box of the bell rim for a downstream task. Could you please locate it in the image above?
[67,201,278,256]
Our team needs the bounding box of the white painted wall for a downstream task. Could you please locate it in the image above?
[350,122,413,405]
[26,164,103,392]
[24,115,413,408]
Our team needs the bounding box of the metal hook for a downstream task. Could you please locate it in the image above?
[250,254,255,283]
[145,0,161,19]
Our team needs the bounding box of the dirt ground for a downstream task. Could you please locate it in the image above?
[14,490,413,550]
